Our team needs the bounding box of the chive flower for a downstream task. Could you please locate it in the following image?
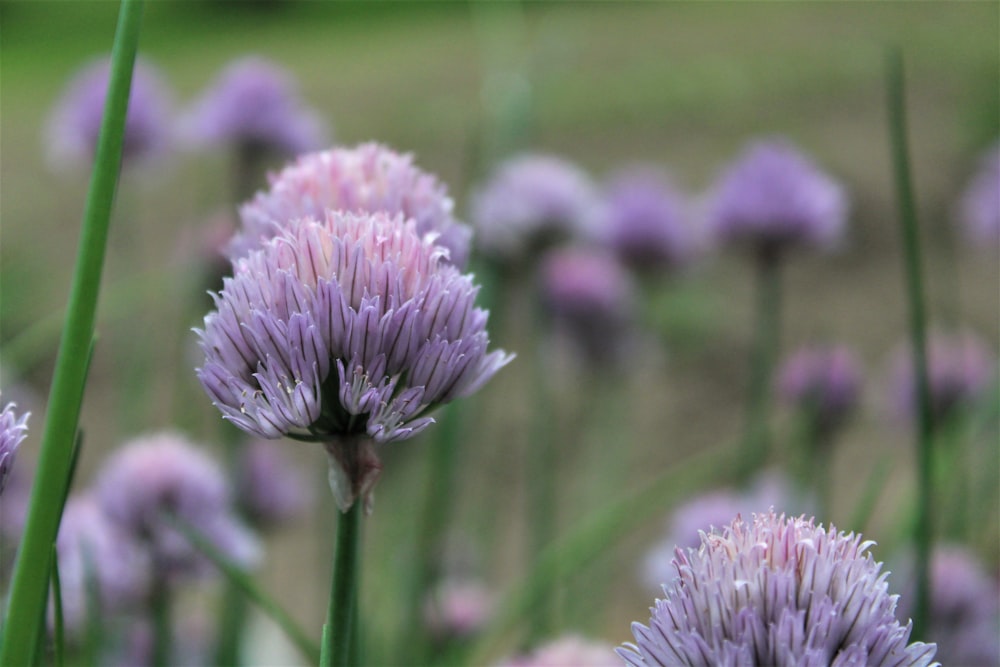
[235,439,312,530]
[231,142,471,268]
[621,511,937,666]
[957,143,1000,245]
[0,399,29,495]
[423,578,494,642]
[777,344,862,435]
[197,211,512,510]
[497,636,619,667]
[706,138,847,255]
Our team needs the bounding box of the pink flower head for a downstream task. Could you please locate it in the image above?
[235,439,312,530]
[423,579,494,640]
[0,399,29,496]
[497,635,619,667]
[957,143,1000,245]
[778,344,862,434]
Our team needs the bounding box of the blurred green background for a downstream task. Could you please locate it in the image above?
[1,1,998,663]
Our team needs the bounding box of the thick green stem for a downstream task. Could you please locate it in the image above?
[0,4,144,661]
[886,47,933,639]
[151,578,172,667]
[324,501,362,667]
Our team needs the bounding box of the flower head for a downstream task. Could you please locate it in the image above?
[706,138,847,254]
[46,57,173,169]
[231,143,470,267]
[235,439,312,530]
[471,153,599,261]
[600,167,699,273]
[95,432,259,579]
[621,511,937,666]
[423,578,494,641]
[179,56,328,157]
[497,636,619,667]
[197,211,512,510]
[957,143,1000,245]
[778,344,862,435]
[0,399,29,495]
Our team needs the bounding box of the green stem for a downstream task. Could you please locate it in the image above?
[324,501,362,667]
[0,2,145,662]
[886,46,933,640]
[151,578,172,667]
[51,546,65,667]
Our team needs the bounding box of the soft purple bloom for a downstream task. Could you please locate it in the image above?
[600,167,700,273]
[231,142,471,267]
[197,211,512,510]
[706,138,848,254]
[957,143,1000,245]
[46,57,173,169]
[179,56,329,157]
[496,636,619,667]
[0,399,29,495]
[471,153,600,261]
[889,330,997,425]
[54,495,150,636]
[778,344,862,434]
[236,439,312,530]
[95,432,259,579]
[540,245,636,366]
[423,578,494,641]
[622,511,937,666]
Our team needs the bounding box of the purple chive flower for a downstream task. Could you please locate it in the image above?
[231,142,471,268]
[889,330,997,425]
[600,167,700,274]
[423,578,494,641]
[179,56,329,157]
[706,138,848,255]
[540,245,636,366]
[0,399,29,495]
[54,495,150,636]
[622,511,937,666]
[197,211,512,510]
[778,344,862,434]
[897,546,1000,666]
[471,153,600,261]
[957,143,1000,245]
[235,439,312,530]
[46,57,173,169]
[95,432,259,579]
[496,636,619,667]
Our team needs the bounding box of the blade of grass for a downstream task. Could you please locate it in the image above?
[51,545,64,667]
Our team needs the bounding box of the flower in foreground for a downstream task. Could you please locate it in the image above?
[957,143,1000,245]
[197,211,512,510]
[777,344,862,436]
[231,142,471,268]
[706,138,847,255]
[621,511,937,666]
[0,399,29,495]
[46,57,173,169]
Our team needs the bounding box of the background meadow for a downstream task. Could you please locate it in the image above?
[1,1,998,664]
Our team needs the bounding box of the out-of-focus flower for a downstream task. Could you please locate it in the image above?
[231,143,471,267]
[889,330,997,425]
[600,167,699,274]
[46,57,173,169]
[497,635,619,667]
[540,245,636,366]
[471,153,599,261]
[778,344,862,435]
[179,56,328,157]
[642,471,809,589]
[54,495,150,636]
[621,511,937,666]
[897,546,1000,666]
[235,439,311,530]
[706,138,847,255]
[95,432,259,579]
[423,578,494,641]
[0,399,29,495]
[197,211,512,510]
[957,143,1000,245]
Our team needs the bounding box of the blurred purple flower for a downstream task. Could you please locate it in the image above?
[889,330,997,425]
[778,344,862,434]
[197,211,512,510]
[496,635,619,667]
[621,511,937,666]
[236,439,312,530]
[232,142,471,267]
[600,167,700,273]
[897,546,1000,666]
[54,494,150,636]
[706,138,848,254]
[423,578,494,641]
[957,143,1000,245]
[46,57,173,169]
[540,245,637,366]
[179,56,329,157]
[95,432,259,579]
[0,399,29,495]
[471,153,600,261]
